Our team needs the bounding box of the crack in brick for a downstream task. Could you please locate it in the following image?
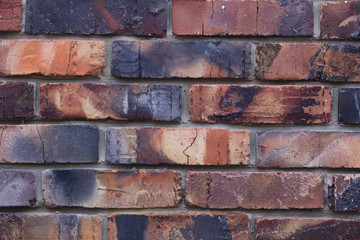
[35,126,45,162]
[65,41,74,75]
[182,129,198,165]
[206,172,213,208]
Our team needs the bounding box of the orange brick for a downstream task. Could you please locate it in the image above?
[0,40,105,77]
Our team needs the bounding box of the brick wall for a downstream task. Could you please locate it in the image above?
[0,0,360,239]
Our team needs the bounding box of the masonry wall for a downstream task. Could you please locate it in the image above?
[0,0,360,239]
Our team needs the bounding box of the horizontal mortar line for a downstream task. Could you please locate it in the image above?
[1,164,360,174]
[0,121,359,132]
[2,77,360,87]
[1,207,360,218]
[1,33,360,44]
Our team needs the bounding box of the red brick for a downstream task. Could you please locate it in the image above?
[0,170,36,207]
[0,214,102,239]
[0,40,105,77]
[0,0,22,31]
[42,169,182,208]
[108,212,249,240]
[173,0,257,36]
[258,131,360,168]
[328,174,360,212]
[189,85,332,124]
[106,128,250,165]
[173,0,313,36]
[0,82,34,119]
[321,1,360,39]
[256,43,360,82]
[185,171,324,209]
[0,125,99,164]
[40,83,182,121]
[255,218,360,239]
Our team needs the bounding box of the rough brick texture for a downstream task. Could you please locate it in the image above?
[0,82,34,119]
[185,171,324,209]
[190,85,332,124]
[0,40,105,77]
[328,174,360,212]
[0,214,102,239]
[0,0,22,31]
[108,212,249,240]
[173,0,313,36]
[40,83,182,121]
[42,169,182,208]
[106,128,250,165]
[321,1,360,39]
[0,125,99,164]
[0,171,36,207]
[339,88,360,124]
[256,43,360,82]
[112,41,251,78]
[258,131,360,168]
[255,218,360,239]
[25,0,167,37]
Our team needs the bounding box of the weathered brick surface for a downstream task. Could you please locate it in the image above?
[0,214,102,239]
[256,43,360,82]
[42,169,182,208]
[0,171,36,207]
[189,85,332,124]
[108,212,249,240]
[328,174,360,212]
[257,0,313,36]
[339,88,360,124]
[106,128,250,165]
[0,0,22,31]
[258,131,360,168]
[25,0,167,37]
[112,41,251,78]
[0,125,99,164]
[255,218,360,239]
[173,0,257,36]
[0,40,105,77]
[173,0,313,36]
[40,83,182,121]
[0,82,34,119]
[321,1,360,39]
[185,172,324,209]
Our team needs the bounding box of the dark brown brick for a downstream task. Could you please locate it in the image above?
[173,0,257,36]
[42,169,182,208]
[321,1,360,39]
[40,83,182,122]
[258,131,360,168]
[0,171,36,207]
[257,0,314,36]
[0,0,22,31]
[0,82,34,119]
[108,212,249,240]
[189,85,332,124]
[328,174,360,212]
[339,88,360,124]
[0,214,102,239]
[106,127,250,165]
[255,218,360,239]
[0,40,105,77]
[112,40,251,78]
[0,125,99,164]
[25,0,167,37]
[185,171,324,209]
[256,43,360,82]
